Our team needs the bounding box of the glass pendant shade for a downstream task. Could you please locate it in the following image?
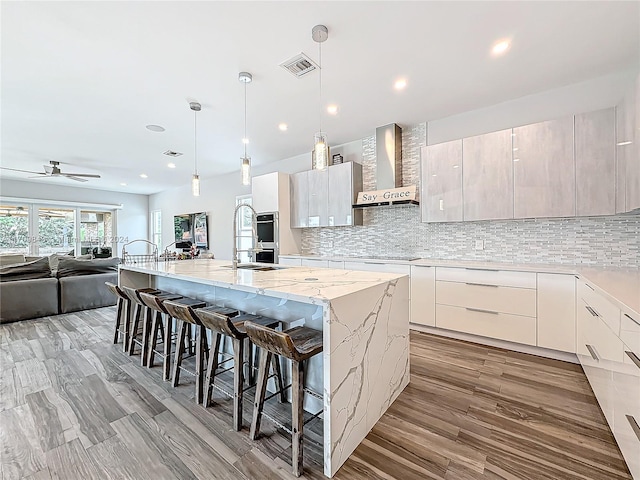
[192,174,200,197]
[241,157,251,186]
[313,132,328,170]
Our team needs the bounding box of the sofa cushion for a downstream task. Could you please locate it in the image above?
[59,272,118,313]
[0,254,26,267]
[0,256,52,282]
[56,257,120,278]
[0,277,59,323]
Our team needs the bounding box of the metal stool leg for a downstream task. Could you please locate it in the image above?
[163,315,173,381]
[128,303,143,355]
[140,307,152,366]
[113,297,124,344]
[172,320,188,387]
[147,310,162,368]
[250,350,271,440]
[232,337,245,430]
[203,333,222,408]
[291,359,304,477]
[123,300,133,353]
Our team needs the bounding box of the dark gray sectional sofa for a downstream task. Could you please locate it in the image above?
[0,255,119,323]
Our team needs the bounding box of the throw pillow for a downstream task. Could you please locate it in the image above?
[56,257,120,278]
[0,256,52,282]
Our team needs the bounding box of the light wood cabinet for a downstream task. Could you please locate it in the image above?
[290,171,309,228]
[410,265,435,326]
[327,162,362,227]
[616,75,640,213]
[537,273,576,353]
[513,116,575,218]
[462,129,514,221]
[307,169,329,227]
[421,141,463,222]
[575,108,616,216]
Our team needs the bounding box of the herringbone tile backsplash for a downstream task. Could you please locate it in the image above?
[301,123,640,266]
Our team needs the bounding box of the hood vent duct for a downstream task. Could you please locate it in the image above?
[353,123,419,208]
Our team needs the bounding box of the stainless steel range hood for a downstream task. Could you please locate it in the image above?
[353,123,419,208]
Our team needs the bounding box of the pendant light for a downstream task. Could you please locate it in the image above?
[312,24,329,170]
[239,71,252,186]
[190,101,201,196]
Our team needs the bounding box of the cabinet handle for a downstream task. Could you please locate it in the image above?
[466,307,499,315]
[364,262,385,265]
[465,268,499,272]
[625,351,640,370]
[585,344,600,362]
[626,415,640,442]
[585,305,599,317]
[585,283,594,291]
[624,313,640,327]
[465,282,499,288]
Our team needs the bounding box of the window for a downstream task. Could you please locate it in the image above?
[235,195,253,263]
[0,204,29,254]
[151,210,162,252]
[38,207,75,256]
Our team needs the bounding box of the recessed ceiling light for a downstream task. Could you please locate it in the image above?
[453,165,459,169]
[327,104,338,115]
[167,163,176,168]
[394,78,407,90]
[513,158,520,162]
[120,182,127,186]
[278,123,288,131]
[492,40,511,56]
[513,147,519,151]
[146,124,165,132]
[140,173,148,178]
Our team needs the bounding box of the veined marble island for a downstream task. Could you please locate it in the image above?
[119,259,410,477]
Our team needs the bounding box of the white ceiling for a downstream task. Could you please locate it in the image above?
[1,1,638,195]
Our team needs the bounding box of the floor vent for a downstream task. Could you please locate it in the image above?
[163,150,183,157]
[280,53,318,78]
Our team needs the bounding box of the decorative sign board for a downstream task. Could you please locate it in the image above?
[355,185,417,205]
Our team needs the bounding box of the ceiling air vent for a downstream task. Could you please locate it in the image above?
[163,150,183,157]
[280,53,318,78]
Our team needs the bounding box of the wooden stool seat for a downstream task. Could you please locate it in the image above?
[245,323,323,477]
[119,286,161,356]
[138,291,184,378]
[163,298,208,402]
[105,282,129,346]
[193,308,283,431]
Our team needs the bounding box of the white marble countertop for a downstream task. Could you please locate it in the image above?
[279,254,640,318]
[119,259,406,304]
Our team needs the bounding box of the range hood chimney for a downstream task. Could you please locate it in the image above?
[376,123,402,189]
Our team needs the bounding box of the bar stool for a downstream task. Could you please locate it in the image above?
[104,282,129,346]
[193,307,284,431]
[162,298,209,402]
[118,285,160,354]
[245,322,323,477]
[138,290,183,379]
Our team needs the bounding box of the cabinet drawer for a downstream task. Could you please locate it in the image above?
[278,257,302,266]
[436,267,536,288]
[301,258,329,268]
[435,304,536,346]
[344,261,410,275]
[621,312,640,357]
[327,260,345,269]
[578,281,621,335]
[436,280,536,317]
[612,350,640,480]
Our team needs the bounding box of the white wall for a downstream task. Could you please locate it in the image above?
[427,69,637,145]
[0,178,149,255]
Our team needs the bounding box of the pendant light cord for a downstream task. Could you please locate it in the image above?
[193,110,198,175]
[244,81,248,158]
[318,40,322,134]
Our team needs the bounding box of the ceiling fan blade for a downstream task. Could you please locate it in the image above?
[0,166,41,175]
[27,174,48,178]
[44,165,54,174]
[61,173,101,178]
[64,176,88,182]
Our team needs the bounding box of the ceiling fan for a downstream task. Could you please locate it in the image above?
[0,161,101,182]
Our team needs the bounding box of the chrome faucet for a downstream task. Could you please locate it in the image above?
[232,203,263,269]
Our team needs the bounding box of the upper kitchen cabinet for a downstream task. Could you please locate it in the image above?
[327,161,363,227]
[513,116,575,219]
[617,73,640,213]
[290,163,363,228]
[462,129,513,221]
[421,140,463,222]
[307,169,329,227]
[290,171,309,228]
[575,108,616,216]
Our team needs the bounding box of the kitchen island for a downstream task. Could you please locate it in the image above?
[119,259,410,478]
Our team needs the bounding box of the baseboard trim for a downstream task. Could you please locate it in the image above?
[409,323,579,364]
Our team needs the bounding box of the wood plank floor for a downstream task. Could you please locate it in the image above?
[0,307,632,480]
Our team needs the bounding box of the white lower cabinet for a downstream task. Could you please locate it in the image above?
[410,265,435,326]
[577,281,639,479]
[343,261,411,276]
[537,273,576,353]
[300,258,329,268]
[327,260,344,269]
[278,256,302,266]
